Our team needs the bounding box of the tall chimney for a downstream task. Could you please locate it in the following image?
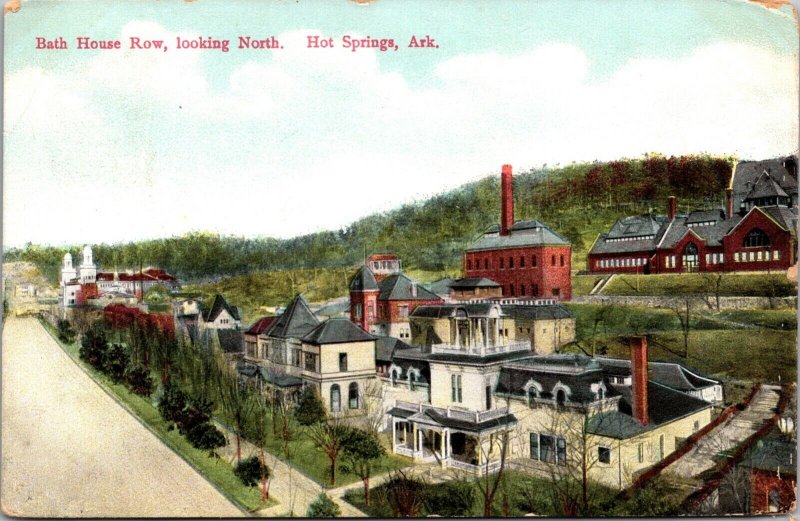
[500,164,514,236]
[629,337,649,426]
[725,188,734,220]
[667,196,677,221]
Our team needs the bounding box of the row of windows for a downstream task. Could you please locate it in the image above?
[596,257,647,269]
[605,234,655,243]
[706,253,724,265]
[506,283,539,296]
[330,382,359,412]
[530,432,667,467]
[466,254,566,271]
[686,221,716,228]
[734,250,780,262]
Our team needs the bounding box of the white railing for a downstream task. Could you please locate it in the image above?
[394,399,509,424]
[430,340,531,357]
[447,459,502,475]
[394,445,415,458]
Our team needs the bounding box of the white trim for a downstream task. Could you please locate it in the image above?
[590,381,608,401]
[552,381,572,402]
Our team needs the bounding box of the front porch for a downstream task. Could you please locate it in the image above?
[389,402,516,475]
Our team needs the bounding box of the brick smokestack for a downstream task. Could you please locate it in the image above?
[667,196,677,221]
[725,188,734,220]
[629,337,649,426]
[500,164,514,236]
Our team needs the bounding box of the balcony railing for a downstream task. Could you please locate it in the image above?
[447,458,502,475]
[394,400,510,424]
[430,340,531,357]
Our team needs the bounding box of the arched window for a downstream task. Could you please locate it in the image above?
[330,384,341,413]
[527,387,538,407]
[744,229,770,248]
[682,243,699,272]
[556,390,567,407]
[348,382,359,409]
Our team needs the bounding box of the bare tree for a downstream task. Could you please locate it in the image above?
[701,272,725,312]
[360,378,388,435]
[670,296,693,358]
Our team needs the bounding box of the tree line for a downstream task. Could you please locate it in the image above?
[8,154,734,282]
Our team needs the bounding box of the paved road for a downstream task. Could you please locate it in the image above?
[1,317,243,517]
[669,385,782,478]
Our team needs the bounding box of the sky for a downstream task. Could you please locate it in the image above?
[3,0,798,248]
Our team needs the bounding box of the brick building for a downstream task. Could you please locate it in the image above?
[588,160,798,274]
[462,165,572,300]
[349,262,443,339]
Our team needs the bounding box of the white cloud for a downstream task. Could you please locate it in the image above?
[3,23,797,246]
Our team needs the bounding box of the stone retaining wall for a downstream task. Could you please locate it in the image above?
[571,295,796,311]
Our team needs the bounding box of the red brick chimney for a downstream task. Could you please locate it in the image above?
[629,336,649,426]
[500,164,514,236]
[725,188,733,220]
[667,196,677,221]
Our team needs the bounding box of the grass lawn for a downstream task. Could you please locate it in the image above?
[341,470,656,517]
[600,272,796,297]
[572,274,605,296]
[224,413,409,489]
[41,320,276,513]
[581,329,796,384]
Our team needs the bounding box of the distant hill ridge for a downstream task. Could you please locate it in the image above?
[5,154,736,283]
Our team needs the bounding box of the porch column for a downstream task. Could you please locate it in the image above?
[412,423,418,453]
[392,419,397,448]
[477,435,483,465]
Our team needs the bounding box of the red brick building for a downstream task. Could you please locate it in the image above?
[462,164,572,300]
[588,189,797,275]
[350,263,443,339]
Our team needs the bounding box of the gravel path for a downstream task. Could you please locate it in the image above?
[1,317,243,517]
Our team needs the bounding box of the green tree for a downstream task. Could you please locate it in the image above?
[307,420,352,487]
[79,324,108,371]
[342,429,385,506]
[216,369,253,464]
[103,343,130,383]
[158,382,188,426]
[295,385,328,426]
[307,493,341,518]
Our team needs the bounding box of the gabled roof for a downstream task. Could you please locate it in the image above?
[349,266,379,292]
[265,294,320,339]
[733,157,798,209]
[378,273,441,301]
[762,206,798,236]
[302,318,376,345]
[245,316,276,335]
[685,209,725,225]
[467,220,570,252]
[217,329,244,353]
[376,335,414,363]
[201,294,241,322]
[745,171,789,200]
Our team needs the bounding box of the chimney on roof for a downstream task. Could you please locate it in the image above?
[500,164,514,236]
[411,282,417,297]
[667,196,677,221]
[629,336,649,426]
[725,188,734,220]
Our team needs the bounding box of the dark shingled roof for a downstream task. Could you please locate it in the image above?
[606,215,666,239]
[201,294,241,323]
[449,277,501,289]
[496,354,613,404]
[739,429,796,474]
[732,157,798,209]
[422,409,518,433]
[302,318,376,345]
[744,172,790,200]
[411,302,501,319]
[349,266,379,292]
[467,220,570,252]
[685,209,725,225]
[246,316,276,335]
[236,362,304,387]
[587,381,711,439]
[761,206,798,235]
[376,335,414,364]
[218,329,244,353]
[424,277,457,297]
[596,357,721,392]
[378,273,442,301]
[265,294,320,339]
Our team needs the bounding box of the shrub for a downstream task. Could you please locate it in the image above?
[295,385,327,426]
[307,493,341,518]
[179,397,213,434]
[79,325,108,370]
[158,382,188,425]
[186,422,227,450]
[233,455,270,487]
[424,480,475,517]
[56,319,76,344]
[103,343,130,383]
[125,364,154,396]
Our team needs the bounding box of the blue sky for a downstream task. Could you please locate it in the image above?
[3,0,798,247]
